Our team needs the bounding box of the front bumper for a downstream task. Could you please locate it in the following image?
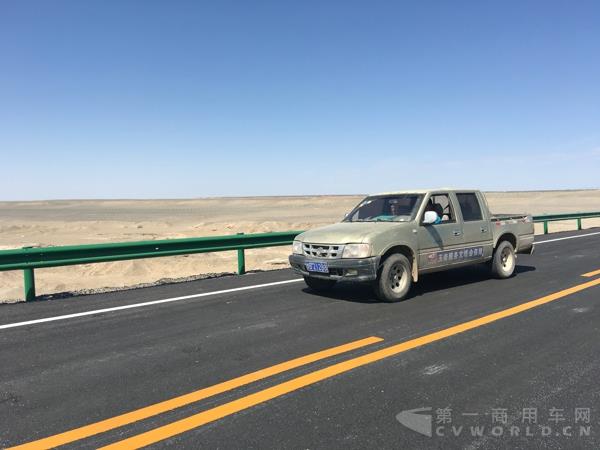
[288,254,380,282]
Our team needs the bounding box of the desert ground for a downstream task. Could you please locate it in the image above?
[1,190,599,302]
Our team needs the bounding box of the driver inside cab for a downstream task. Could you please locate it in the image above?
[425,201,443,224]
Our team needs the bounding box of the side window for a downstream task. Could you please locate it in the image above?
[457,193,483,221]
[424,194,455,223]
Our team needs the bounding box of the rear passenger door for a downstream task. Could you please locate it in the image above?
[456,192,493,260]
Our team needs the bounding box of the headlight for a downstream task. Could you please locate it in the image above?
[342,243,371,258]
[292,240,303,255]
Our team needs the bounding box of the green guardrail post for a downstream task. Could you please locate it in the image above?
[577,218,582,230]
[543,221,548,234]
[24,268,36,301]
[237,233,246,275]
[21,245,37,301]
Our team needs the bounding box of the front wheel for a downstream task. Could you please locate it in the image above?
[303,276,336,292]
[491,240,516,278]
[374,253,412,302]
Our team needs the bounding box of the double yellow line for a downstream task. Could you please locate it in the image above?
[10,270,600,449]
[8,336,383,450]
[582,268,600,278]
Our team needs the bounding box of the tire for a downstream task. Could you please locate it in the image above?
[374,253,412,302]
[491,240,516,278]
[303,276,336,292]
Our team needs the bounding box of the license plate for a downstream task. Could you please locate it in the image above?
[305,261,329,273]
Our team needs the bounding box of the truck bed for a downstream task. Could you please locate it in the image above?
[490,213,534,254]
[490,213,529,221]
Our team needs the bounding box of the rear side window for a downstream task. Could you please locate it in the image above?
[457,193,483,221]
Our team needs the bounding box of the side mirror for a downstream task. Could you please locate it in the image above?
[423,211,439,225]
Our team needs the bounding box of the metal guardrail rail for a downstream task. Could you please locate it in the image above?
[1,211,599,302]
[532,211,600,234]
[0,231,302,301]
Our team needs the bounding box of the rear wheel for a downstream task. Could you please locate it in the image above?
[374,253,412,302]
[491,240,516,278]
[303,276,336,292]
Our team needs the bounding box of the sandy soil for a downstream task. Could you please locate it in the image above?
[1,191,599,302]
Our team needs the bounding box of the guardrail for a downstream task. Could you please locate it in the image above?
[1,211,599,302]
[0,231,302,302]
[532,211,600,234]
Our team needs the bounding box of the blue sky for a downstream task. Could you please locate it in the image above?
[1,1,599,200]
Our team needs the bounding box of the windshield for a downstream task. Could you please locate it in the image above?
[344,194,424,222]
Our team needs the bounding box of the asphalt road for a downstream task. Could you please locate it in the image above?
[1,230,600,449]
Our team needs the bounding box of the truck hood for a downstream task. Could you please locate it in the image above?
[297,222,403,244]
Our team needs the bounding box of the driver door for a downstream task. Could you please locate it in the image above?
[418,193,464,269]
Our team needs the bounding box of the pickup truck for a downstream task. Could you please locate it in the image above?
[289,189,534,302]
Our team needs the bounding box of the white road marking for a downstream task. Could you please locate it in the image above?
[535,231,600,245]
[2,230,598,331]
[0,279,303,331]
[422,364,448,375]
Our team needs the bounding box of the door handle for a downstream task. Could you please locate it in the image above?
[481,227,488,233]
[453,230,462,236]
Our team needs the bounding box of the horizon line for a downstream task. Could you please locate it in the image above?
[1,188,600,203]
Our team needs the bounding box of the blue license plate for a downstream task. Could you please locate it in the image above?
[305,261,329,273]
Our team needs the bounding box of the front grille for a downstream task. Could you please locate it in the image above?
[302,243,344,259]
